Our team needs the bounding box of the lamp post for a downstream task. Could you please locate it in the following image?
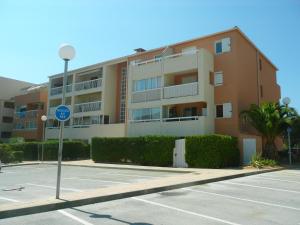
[41,115,47,162]
[282,97,292,165]
[56,44,75,199]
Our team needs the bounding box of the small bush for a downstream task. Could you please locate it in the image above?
[12,151,24,162]
[251,154,277,168]
[0,144,14,163]
[185,135,240,168]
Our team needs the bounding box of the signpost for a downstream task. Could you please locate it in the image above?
[55,105,71,122]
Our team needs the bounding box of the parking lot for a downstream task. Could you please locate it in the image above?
[0,165,300,224]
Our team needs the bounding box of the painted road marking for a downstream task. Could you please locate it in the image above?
[132,197,241,225]
[257,176,300,184]
[0,196,20,202]
[58,210,94,225]
[184,188,300,211]
[64,177,129,184]
[26,183,82,192]
[225,181,300,194]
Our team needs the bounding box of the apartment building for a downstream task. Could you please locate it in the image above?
[45,27,280,157]
[45,58,127,141]
[0,76,34,142]
[12,84,48,141]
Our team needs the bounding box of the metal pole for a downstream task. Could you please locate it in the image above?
[288,129,292,165]
[42,121,45,162]
[56,59,68,199]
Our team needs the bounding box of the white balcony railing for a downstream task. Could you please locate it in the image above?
[15,110,39,118]
[163,82,198,99]
[74,78,102,92]
[132,50,198,66]
[129,116,202,123]
[131,88,161,103]
[74,101,101,113]
[50,85,72,96]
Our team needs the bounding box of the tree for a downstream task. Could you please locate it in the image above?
[240,102,298,159]
[290,116,300,147]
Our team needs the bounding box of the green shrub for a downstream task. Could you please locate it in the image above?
[9,141,89,161]
[92,136,176,167]
[12,151,23,162]
[251,154,277,168]
[0,144,14,163]
[185,135,240,168]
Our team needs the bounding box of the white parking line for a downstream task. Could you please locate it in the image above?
[26,183,82,192]
[64,177,130,184]
[0,196,20,203]
[58,210,94,225]
[105,172,160,178]
[184,188,300,211]
[132,197,241,225]
[258,176,300,184]
[225,181,300,194]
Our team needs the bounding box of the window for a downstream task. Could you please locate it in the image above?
[259,59,262,71]
[1,132,11,138]
[131,107,161,121]
[214,72,223,86]
[216,103,232,118]
[215,38,231,54]
[216,105,223,118]
[183,107,197,117]
[133,77,161,92]
[2,116,13,123]
[154,55,162,61]
[4,102,14,109]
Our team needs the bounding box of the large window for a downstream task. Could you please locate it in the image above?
[131,107,161,121]
[133,77,161,92]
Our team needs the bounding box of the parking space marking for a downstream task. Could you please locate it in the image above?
[258,176,300,184]
[105,172,160,178]
[58,210,94,225]
[64,177,130,184]
[225,181,300,194]
[26,183,82,192]
[0,196,20,203]
[184,188,300,211]
[132,197,241,225]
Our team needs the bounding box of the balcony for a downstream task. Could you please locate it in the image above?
[50,84,72,96]
[15,110,39,119]
[163,82,198,99]
[74,101,101,113]
[131,51,198,76]
[132,89,161,103]
[74,78,102,92]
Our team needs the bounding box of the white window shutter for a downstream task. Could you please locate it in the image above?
[221,38,231,52]
[214,72,223,86]
[223,102,232,118]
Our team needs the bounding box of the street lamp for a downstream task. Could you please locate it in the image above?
[41,115,47,162]
[56,44,75,199]
[282,97,292,165]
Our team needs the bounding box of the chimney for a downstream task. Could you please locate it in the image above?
[134,48,146,53]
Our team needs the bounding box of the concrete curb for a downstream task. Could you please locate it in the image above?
[1,162,40,168]
[0,167,283,219]
[43,162,196,173]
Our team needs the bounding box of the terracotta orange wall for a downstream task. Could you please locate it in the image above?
[171,102,207,116]
[173,72,197,85]
[13,88,48,141]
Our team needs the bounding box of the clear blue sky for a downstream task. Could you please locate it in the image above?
[0,0,299,111]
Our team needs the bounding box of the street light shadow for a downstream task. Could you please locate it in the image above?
[71,207,153,225]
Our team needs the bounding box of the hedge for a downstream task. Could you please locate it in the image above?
[185,135,240,168]
[9,141,90,161]
[92,136,176,166]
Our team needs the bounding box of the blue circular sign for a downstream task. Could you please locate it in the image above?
[55,105,71,122]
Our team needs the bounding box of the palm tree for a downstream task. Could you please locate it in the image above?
[240,102,297,159]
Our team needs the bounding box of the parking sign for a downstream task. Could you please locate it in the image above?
[55,105,71,121]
